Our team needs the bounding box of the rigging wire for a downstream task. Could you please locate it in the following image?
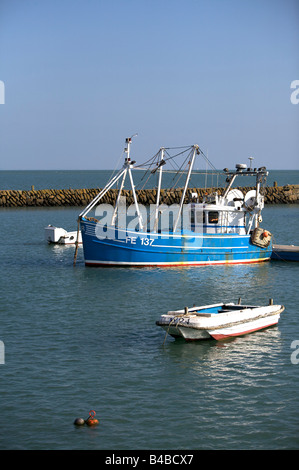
[98,144,222,200]
[134,146,193,169]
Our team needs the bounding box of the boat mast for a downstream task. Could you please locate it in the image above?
[79,167,126,218]
[153,147,165,232]
[79,135,139,221]
[173,144,199,232]
[128,167,144,231]
[124,135,144,231]
[111,168,127,226]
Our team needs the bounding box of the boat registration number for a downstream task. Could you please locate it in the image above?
[126,236,155,246]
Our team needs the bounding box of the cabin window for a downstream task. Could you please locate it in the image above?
[208,211,219,224]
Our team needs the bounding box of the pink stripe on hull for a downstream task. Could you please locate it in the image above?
[210,321,278,340]
[85,258,269,267]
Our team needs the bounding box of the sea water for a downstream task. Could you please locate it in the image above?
[0,171,298,450]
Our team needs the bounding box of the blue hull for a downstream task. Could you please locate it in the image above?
[80,218,272,266]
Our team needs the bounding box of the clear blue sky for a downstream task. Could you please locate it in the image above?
[0,0,298,170]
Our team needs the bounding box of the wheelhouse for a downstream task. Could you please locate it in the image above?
[189,203,247,235]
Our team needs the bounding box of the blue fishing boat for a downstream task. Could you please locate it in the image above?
[78,137,272,267]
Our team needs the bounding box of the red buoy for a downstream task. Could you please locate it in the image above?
[85,410,99,426]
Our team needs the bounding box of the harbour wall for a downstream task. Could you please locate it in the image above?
[0,185,298,207]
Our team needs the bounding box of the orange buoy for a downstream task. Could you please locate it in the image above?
[85,410,99,426]
[86,418,99,426]
[262,231,268,238]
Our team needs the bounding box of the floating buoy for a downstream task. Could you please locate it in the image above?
[262,230,269,238]
[74,417,85,426]
[85,410,99,426]
[74,410,99,426]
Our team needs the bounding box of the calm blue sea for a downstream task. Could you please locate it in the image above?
[0,169,298,191]
[0,170,299,450]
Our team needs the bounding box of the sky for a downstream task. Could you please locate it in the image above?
[0,0,298,170]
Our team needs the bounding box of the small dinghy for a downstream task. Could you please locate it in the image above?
[156,299,284,341]
[45,225,82,245]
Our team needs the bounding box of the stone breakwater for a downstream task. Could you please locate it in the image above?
[0,185,298,207]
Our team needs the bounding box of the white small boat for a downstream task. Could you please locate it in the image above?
[45,225,82,245]
[156,300,284,341]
